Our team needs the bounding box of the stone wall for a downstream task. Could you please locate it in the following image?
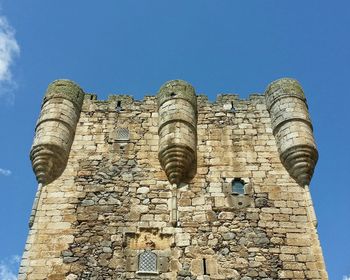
[19,80,328,279]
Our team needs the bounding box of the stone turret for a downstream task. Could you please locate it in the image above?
[265,78,318,186]
[30,80,84,185]
[157,80,197,185]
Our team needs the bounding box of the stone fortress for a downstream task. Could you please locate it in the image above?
[19,78,328,279]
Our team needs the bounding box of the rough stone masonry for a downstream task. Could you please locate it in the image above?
[19,78,328,279]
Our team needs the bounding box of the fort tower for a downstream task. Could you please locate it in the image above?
[20,78,327,279]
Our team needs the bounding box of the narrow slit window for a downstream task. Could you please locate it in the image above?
[116,100,122,112]
[230,101,236,113]
[138,250,157,273]
[203,258,208,275]
[232,178,245,195]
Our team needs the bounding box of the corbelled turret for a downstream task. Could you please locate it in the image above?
[157,80,197,185]
[265,78,318,186]
[30,80,84,185]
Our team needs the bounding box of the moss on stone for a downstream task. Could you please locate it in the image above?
[157,79,197,108]
[44,79,85,108]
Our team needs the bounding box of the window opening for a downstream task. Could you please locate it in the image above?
[232,178,245,195]
[230,101,236,113]
[138,250,157,273]
[116,128,129,141]
[203,258,208,275]
[116,100,122,112]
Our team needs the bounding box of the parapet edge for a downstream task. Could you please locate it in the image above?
[82,92,265,105]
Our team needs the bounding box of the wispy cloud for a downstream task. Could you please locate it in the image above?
[0,255,20,280]
[343,275,350,280]
[0,168,11,176]
[0,14,20,104]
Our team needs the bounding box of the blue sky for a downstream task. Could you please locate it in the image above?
[0,1,349,279]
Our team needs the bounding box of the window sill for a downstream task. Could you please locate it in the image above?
[136,271,159,275]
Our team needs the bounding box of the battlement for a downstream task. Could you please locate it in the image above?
[84,92,265,104]
[32,78,316,188]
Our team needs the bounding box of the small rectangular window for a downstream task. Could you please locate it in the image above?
[138,250,157,273]
[232,178,245,195]
[116,128,130,141]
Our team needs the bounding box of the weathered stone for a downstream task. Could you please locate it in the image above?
[62,250,73,257]
[255,197,268,208]
[136,186,149,194]
[175,233,191,247]
[63,257,79,263]
[222,232,236,240]
[65,274,78,280]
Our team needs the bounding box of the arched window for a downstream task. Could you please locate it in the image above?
[231,178,245,195]
[138,250,157,273]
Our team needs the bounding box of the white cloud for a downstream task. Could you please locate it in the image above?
[0,264,17,280]
[0,14,20,103]
[10,255,20,264]
[0,255,20,280]
[0,168,11,176]
[343,276,350,280]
